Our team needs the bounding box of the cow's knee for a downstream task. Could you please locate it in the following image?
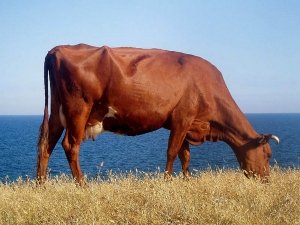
[178,141,191,177]
[62,135,70,153]
[62,132,78,162]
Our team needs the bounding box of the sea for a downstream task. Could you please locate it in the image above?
[0,114,299,181]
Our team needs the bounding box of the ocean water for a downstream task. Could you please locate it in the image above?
[0,114,299,180]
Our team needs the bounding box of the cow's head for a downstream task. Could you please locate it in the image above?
[235,134,279,181]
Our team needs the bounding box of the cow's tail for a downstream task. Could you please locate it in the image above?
[37,54,50,171]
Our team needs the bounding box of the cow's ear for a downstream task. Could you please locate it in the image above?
[257,134,271,145]
[257,134,280,145]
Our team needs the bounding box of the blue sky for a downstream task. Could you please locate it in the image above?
[0,1,299,114]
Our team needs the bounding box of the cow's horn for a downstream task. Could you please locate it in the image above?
[270,135,280,144]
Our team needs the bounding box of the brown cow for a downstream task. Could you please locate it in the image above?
[37,44,279,184]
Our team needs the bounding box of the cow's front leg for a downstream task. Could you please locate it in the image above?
[165,129,187,179]
[178,140,191,178]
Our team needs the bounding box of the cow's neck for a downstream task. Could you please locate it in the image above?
[211,108,258,151]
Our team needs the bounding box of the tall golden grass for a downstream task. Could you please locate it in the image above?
[0,167,299,225]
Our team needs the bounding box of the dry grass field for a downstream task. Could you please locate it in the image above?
[0,168,299,225]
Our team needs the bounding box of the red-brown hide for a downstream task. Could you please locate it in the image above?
[37,44,278,184]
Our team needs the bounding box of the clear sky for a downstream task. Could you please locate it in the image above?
[0,1,299,114]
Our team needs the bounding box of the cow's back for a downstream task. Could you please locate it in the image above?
[48,44,233,137]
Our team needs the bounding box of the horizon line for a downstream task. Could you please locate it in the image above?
[1,112,300,116]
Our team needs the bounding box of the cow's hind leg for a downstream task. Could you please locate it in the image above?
[62,130,83,184]
[61,106,91,185]
[178,140,191,177]
[37,110,63,183]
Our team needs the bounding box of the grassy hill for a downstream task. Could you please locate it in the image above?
[0,168,299,225]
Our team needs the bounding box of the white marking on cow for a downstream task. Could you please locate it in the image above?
[85,122,104,140]
[84,106,117,140]
[59,105,117,141]
[105,106,117,118]
[59,105,67,128]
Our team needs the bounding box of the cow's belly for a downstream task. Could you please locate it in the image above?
[84,105,167,140]
[102,116,162,135]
